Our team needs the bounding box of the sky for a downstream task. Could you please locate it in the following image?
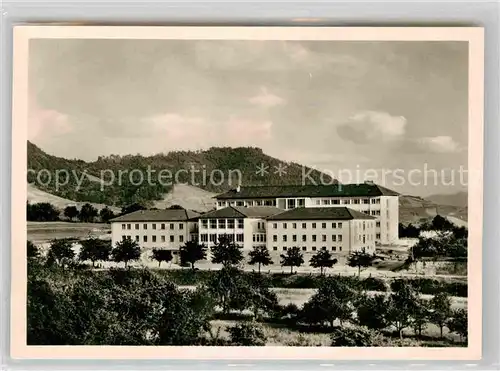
[28,39,468,196]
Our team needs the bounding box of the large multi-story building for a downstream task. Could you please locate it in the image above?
[214,182,399,245]
[197,206,283,253]
[265,207,376,254]
[109,209,200,262]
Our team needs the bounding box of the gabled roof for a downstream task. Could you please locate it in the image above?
[215,183,399,200]
[198,206,284,219]
[266,207,376,221]
[110,209,200,222]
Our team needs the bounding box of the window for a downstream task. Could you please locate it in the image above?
[218,219,226,229]
[302,246,307,251]
[287,199,296,209]
[200,234,208,242]
[312,246,317,251]
[161,235,165,242]
[127,224,131,230]
[298,199,305,207]
[218,201,225,207]
[121,235,127,241]
[283,222,287,229]
[312,223,316,229]
[339,246,342,252]
[343,199,350,204]
[170,223,175,230]
[322,235,327,242]
[255,200,261,206]
[322,199,330,205]
[122,224,126,230]
[143,236,147,242]
[292,223,297,229]
[315,199,321,205]
[152,235,157,242]
[152,224,156,230]
[333,199,340,205]
[227,219,235,229]
[332,235,337,242]
[143,224,148,230]
[236,234,244,242]
[236,201,244,206]
[210,220,216,229]
[363,222,366,230]
[363,235,366,243]
[202,220,208,229]
[338,222,343,228]
[332,246,336,251]
[322,246,326,251]
[273,223,278,229]
[170,235,174,243]
[210,234,217,242]
[363,199,370,204]
[135,235,139,242]
[161,223,165,230]
[179,235,184,243]
[376,233,381,239]
[283,235,287,242]
[228,234,235,242]
[273,246,278,251]
[371,198,376,204]
[338,235,343,242]
[312,235,317,242]
[283,246,287,251]
[322,223,326,229]
[376,221,380,228]
[332,223,336,228]
[179,223,184,230]
[302,235,307,242]
[273,235,278,242]
[302,223,306,229]
[292,235,297,242]
[237,219,244,229]
[353,199,360,204]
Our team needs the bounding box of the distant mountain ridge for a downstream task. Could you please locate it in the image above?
[426,191,468,208]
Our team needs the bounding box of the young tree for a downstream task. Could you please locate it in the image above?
[387,280,419,339]
[347,248,376,277]
[309,249,338,275]
[64,206,79,221]
[111,238,141,268]
[280,246,304,275]
[447,308,468,342]
[99,206,115,223]
[179,240,207,270]
[79,237,111,267]
[151,249,173,267]
[429,292,452,338]
[46,239,75,268]
[79,203,98,223]
[211,234,244,267]
[411,297,430,337]
[248,245,273,273]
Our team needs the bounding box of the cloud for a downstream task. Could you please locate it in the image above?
[249,87,286,108]
[414,136,462,153]
[28,94,71,142]
[225,116,273,145]
[336,111,407,144]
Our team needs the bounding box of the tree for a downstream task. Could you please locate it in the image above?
[46,239,75,268]
[27,240,39,259]
[387,280,419,339]
[309,250,338,275]
[411,297,430,337]
[151,249,173,267]
[301,277,356,328]
[280,246,304,274]
[356,294,390,330]
[431,215,454,231]
[429,292,452,338]
[168,204,184,210]
[27,202,59,221]
[120,203,146,216]
[179,241,207,270]
[79,203,98,223]
[111,238,141,268]
[79,238,111,267]
[99,207,115,223]
[248,245,273,273]
[347,248,376,276]
[228,321,266,346]
[447,308,468,342]
[205,266,250,314]
[210,234,244,267]
[63,206,79,221]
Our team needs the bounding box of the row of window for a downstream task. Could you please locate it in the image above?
[272,234,344,243]
[121,223,184,231]
[199,233,245,243]
[217,200,278,207]
[122,234,185,243]
[217,197,384,208]
[200,219,245,229]
[273,246,343,252]
[314,198,380,206]
[272,222,343,229]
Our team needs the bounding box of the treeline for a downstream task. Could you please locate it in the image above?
[27,202,115,223]
[28,241,467,346]
[399,215,468,239]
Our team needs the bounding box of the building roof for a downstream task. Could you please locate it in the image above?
[198,206,285,219]
[266,207,376,221]
[110,209,200,222]
[215,183,399,200]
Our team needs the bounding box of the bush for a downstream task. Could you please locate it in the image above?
[360,277,387,292]
[390,278,467,297]
[227,321,266,346]
[330,326,375,347]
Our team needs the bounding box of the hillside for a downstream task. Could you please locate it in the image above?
[399,194,468,225]
[28,141,334,207]
[426,191,468,208]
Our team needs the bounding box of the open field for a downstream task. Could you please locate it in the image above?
[27,221,111,243]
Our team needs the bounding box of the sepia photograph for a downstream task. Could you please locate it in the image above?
[11,26,483,360]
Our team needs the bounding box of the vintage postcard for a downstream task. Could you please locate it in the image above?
[11,26,483,360]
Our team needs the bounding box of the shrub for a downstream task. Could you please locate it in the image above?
[360,277,387,292]
[330,326,375,347]
[228,321,266,346]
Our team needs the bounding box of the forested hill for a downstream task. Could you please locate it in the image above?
[27,141,335,207]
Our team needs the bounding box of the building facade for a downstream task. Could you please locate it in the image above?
[265,207,376,255]
[109,209,200,262]
[214,182,399,245]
